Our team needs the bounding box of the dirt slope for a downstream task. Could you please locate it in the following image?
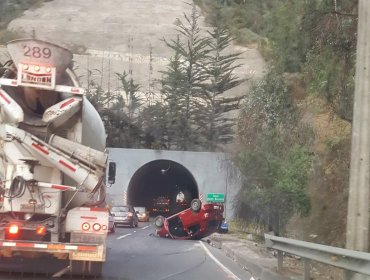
[6,0,266,93]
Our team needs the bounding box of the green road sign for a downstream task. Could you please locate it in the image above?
[206,193,225,202]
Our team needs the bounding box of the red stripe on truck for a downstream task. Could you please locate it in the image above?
[51,185,70,191]
[77,245,97,251]
[32,143,49,155]
[0,241,97,252]
[15,242,35,248]
[60,98,75,109]
[0,91,10,104]
[81,216,98,220]
[59,160,76,172]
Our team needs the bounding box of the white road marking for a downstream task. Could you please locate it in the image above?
[142,225,150,230]
[199,241,241,280]
[117,233,132,240]
[134,231,136,233]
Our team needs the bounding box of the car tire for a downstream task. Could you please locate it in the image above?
[154,216,164,229]
[190,199,202,213]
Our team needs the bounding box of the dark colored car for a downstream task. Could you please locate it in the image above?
[134,206,150,222]
[111,205,139,228]
[154,199,224,240]
[151,196,170,215]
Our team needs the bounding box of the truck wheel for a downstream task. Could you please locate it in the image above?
[154,216,164,229]
[70,260,102,277]
[190,199,202,213]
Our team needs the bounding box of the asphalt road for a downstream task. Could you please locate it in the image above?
[104,221,252,280]
[0,221,253,280]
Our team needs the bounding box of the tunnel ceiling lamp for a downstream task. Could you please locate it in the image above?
[161,163,171,175]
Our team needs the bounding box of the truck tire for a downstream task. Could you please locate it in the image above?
[190,199,202,213]
[70,260,103,277]
[154,216,164,229]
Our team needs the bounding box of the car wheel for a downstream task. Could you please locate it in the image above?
[154,216,164,229]
[190,198,202,213]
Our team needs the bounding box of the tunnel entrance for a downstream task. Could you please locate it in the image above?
[127,160,199,217]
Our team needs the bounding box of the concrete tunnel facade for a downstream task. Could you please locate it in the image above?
[107,148,242,219]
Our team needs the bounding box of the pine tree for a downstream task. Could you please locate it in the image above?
[160,36,187,149]
[116,71,142,147]
[200,26,242,151]
[162,3,211,150]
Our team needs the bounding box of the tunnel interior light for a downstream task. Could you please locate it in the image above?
[160,163,171,174]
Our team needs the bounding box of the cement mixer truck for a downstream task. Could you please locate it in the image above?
[0,39,115,277]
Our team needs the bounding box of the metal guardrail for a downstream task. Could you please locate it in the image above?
[264,234,370,280]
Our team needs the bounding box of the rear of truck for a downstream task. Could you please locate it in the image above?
[0,39,110,276]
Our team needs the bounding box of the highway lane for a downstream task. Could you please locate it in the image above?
[0,221,253,280]
[103,221,252,280]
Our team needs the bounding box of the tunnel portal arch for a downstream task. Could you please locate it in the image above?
[127,160,199,216]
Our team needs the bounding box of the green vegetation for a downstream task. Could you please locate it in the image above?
[87,3,242,151]
[198,0,357,119]
[0,0,356,242]
[195,0,357,236]
[162,5,211,150]
[236,71,313,233]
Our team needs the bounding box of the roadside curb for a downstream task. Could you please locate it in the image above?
[206,236,289,280]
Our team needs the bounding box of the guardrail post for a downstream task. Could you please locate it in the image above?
[303,258,310,280]
[277,250,283,270]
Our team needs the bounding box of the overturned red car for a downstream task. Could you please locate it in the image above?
[154,199,224,240]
